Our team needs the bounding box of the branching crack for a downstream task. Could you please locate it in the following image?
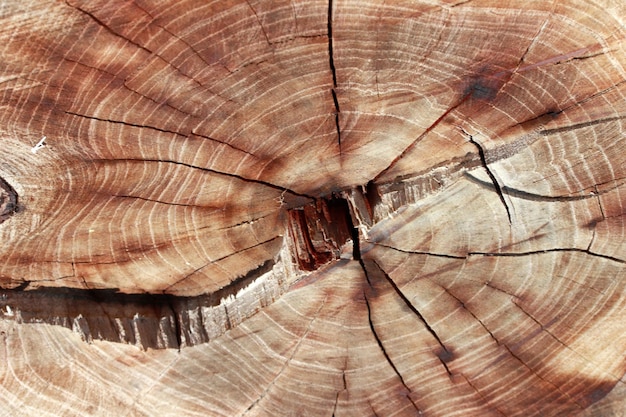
[64,1,152,55]
[367,259,453,376]
[437,283,585,409]
[362,288,413,392]
[465,133,512,224]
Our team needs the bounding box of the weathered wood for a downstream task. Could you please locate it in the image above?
[0,0,625,415]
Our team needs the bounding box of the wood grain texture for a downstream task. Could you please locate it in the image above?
[0,0,625,415]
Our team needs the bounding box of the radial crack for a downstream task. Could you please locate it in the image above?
[164,238,281,292]
[437,283,586,409]
[366,259,453,376]
[374,242,467,259]
[92,157,315,200]
[540,115,626,136]
[191,131,260,159]
[327,0,341,149]
[65,111,188,137]
[375,94,471,181]
[111,194,202,208]
[132,1,213,70]
[244,0,271,45]
[465,133,512,224]
[362,288,413,392]
[64,1,152,55]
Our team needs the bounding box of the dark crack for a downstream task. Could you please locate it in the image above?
[540,115,626,136]
[450,0,474,6]
[191,131,260,159]
[469,248,624,264]
[68,111,259,163]
[0,257,278,349]
[164,238,281,292]
[508,296,623,383]
[331,391,340,417]
[132,2,213,70]
[166,297,182,351]
[65,111,189,137]
[65,1,152,55]
[328,0,341,149]
[564,79,626,110]
[245,0,271,45]
[465,134,512,224]
[359,263,424,415]
[367,259,453,377]
[112,194,203,208]
[373,243,467,259]
[216,214,273,231]
[332,366,347,416]
[437,283,585,409]
[465,173,597,202]
[362,287,413,392]
[70,104,255,157]
[375,94,471,182]
[331,89,341,149]
[91,157,315,201]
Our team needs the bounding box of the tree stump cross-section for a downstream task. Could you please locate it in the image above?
[0,0,626,416]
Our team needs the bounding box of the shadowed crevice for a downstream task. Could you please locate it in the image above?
[465,172,625,202]
[0,176,19,224]
[0,259,275,350]
[287,195,358,270]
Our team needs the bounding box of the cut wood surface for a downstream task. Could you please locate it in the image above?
[0,0,625,415]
